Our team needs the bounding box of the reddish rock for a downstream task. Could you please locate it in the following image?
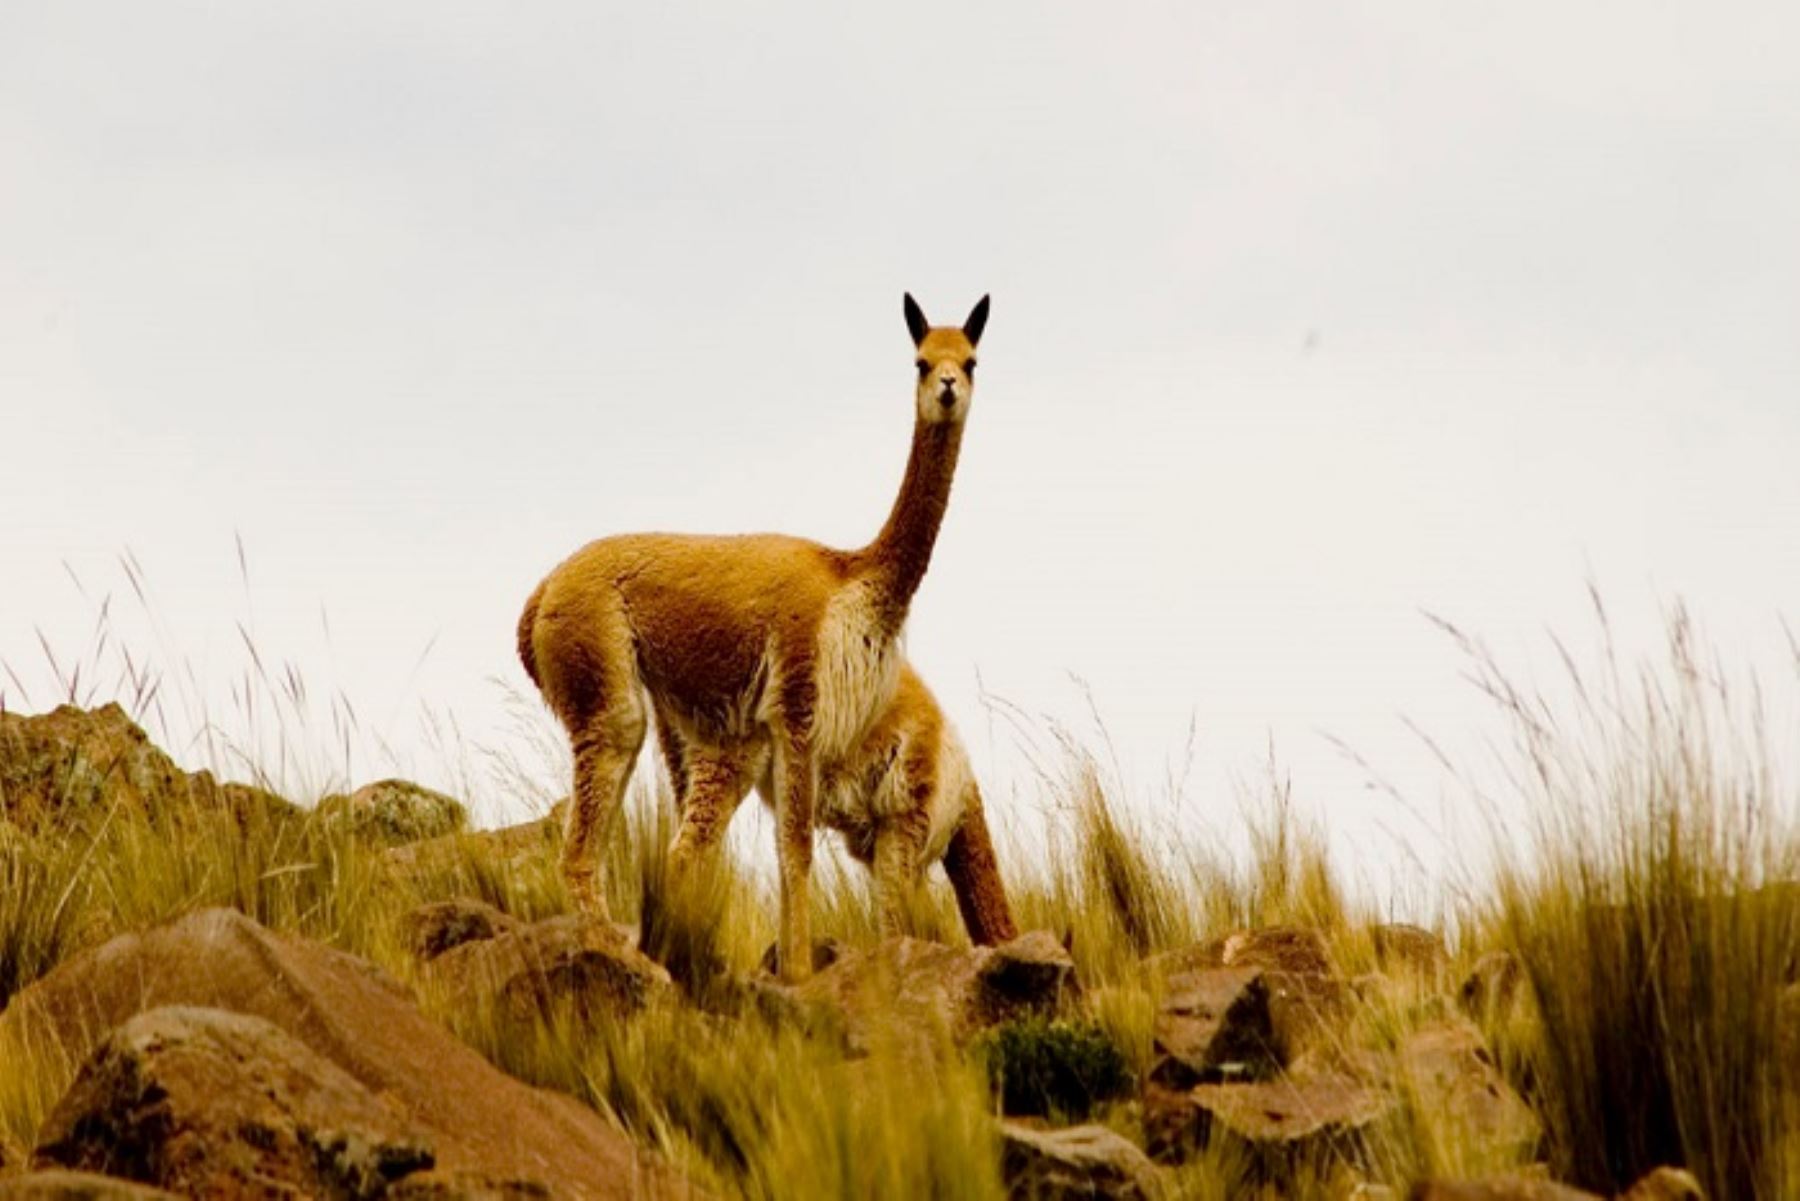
[1144,1073,1392,1171]
[999,1121,1165,1200]
[0,908,693,1198]
[33,1007,434,1197]
[1220,927,1336,976]
[426,913,672,1025]
[1149,967,1279,1088]
[1399,1021,1539,1164]
[0,1172,181,1199]
[402,898,523,962]
[780,931,1078,1056]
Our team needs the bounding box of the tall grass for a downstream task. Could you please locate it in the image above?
[1449,601,1800,1197]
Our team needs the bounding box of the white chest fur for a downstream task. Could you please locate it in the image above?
[808,581,903,761]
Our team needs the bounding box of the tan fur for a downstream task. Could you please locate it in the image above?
[658,663,1019,946]
[519,294,990,982]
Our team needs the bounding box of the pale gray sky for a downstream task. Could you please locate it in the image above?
[4,3,1798,896]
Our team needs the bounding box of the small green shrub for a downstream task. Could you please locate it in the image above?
[976,1017,1133,1121]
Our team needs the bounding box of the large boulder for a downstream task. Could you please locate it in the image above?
[998,1122,1164,1200]
[0,1172,180,1199]
[779,932,1078,1057]
[425,913,673,1025]
[0,704,294,833]
[1148,967,1280,1088]
[33,1007,434,1197]
[318,779,468,846]
[0,908,692,1199]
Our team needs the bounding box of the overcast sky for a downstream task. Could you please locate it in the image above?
[4,3,1797,898]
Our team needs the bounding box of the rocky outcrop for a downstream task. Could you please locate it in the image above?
[424,913,673,1025]
[0,704,294,834]
[998,1122,1164,1200]
[0,908,692,1199]
[33,1007,435,1197]
[318,779,468,846]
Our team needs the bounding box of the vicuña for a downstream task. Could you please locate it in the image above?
[517,293,989,981]
[654,660,1018,949]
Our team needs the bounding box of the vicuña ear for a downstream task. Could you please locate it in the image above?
[962,294,990,347]
[903,293,930,346]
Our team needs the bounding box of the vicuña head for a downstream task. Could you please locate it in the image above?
[906,291,987,425]
[517,292,992,982]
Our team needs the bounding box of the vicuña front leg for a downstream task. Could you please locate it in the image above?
[771,734,817,983]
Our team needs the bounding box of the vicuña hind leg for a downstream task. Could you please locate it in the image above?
[872,810,929,939]
[666,737,755,875]
[561,699,646,918]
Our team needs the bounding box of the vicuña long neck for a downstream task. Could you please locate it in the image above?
[860,418,964,630]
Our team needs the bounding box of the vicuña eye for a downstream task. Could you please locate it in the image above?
[916,359,930,379]
[962,359,977,375]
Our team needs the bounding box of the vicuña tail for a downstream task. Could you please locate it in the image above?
[516,582,545,688]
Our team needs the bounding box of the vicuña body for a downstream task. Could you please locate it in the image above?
[654,660,1018,947]
[517,293,989,981]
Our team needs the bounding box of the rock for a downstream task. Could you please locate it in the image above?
[1458,952,1524,1020]
[780,932,1078,1056]
[1143,1073,1393,1171]
[33,1006,434,1197]
[0,1172,181,1199]
[1619,1167,1705,1201]
[386,1169,555,1198]
[1148,967,1279,1088]
[381,814,560,883]
[1220,927,1336,976]
[403,898,523,962]
[1371,924,1449,978]
[1142,938,1229,978]
[1399,1021,1540,1165]
[425,913,673,1025]
[998,1122,1164,1200]
[1261,969,1351,1064]
[318,778,468,846]
[0,704,295,834]
[0,907,691,1198]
